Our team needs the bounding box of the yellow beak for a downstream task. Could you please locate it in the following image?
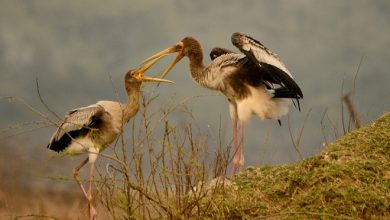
[136,57,175,83]
[142,42,185,79]
[140,75,174,83]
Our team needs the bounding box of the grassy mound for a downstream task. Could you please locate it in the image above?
[206,113,390,219]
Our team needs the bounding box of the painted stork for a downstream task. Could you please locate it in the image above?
[143,32,303,176]
[46,60,173,220]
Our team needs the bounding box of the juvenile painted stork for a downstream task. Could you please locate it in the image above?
[143,32,303,176]
[46,60,173,220]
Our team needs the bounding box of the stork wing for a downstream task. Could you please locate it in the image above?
[47,104,106,152]
[204,53,247,90]
[231,32,303,98]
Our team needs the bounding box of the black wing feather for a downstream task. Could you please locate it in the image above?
[47,104,105,152]
[231,32,303,98]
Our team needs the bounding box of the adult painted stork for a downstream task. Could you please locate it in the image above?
[46,60,173,220]
[143,32,303,176]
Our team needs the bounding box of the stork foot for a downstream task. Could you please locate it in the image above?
[238,157,245,172]
[231,156,239,176]
[230,167,236,176]
[89,204,97,220]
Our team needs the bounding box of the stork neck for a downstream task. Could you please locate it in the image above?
[123,86,140,122]
[187,49,206,82]
[187,48,220,89]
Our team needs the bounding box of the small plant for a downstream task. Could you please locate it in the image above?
[95,94,232,219]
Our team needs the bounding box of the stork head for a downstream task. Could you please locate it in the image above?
[141,37,203,79]
[124,58,174,90]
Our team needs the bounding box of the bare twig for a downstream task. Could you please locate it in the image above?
[13,214,59,220]
[35,78,62,120]
[1,96,57,126]
[341,55,364,131]
[343,92,361,129]
[341,74,347,134]
[320,108,329,146]
[287,109,312,160]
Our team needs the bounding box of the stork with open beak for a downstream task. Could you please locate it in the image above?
[47,58,173,220]
[143,32,303,176]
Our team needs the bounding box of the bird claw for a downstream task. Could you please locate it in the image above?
[89,204,97,220]
[239,158,245,172]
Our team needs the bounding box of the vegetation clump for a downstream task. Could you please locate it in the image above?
[204,113,390,219]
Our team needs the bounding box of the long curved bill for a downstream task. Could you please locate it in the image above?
[140,75,174,83]
[142,42,185,79]
[137,57,175,83]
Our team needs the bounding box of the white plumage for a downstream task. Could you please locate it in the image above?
[236,85,290,123]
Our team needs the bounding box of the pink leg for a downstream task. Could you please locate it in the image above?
[73,158,89,200]
[72,158,97,220]
[239,123,245,172]
[88,162,97,220]
[231,118,239,176]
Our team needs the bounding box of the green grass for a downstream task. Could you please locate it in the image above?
[203,113,390,219]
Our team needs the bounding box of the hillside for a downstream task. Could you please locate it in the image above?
[1,113,389,219]
[205,113,390,219]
